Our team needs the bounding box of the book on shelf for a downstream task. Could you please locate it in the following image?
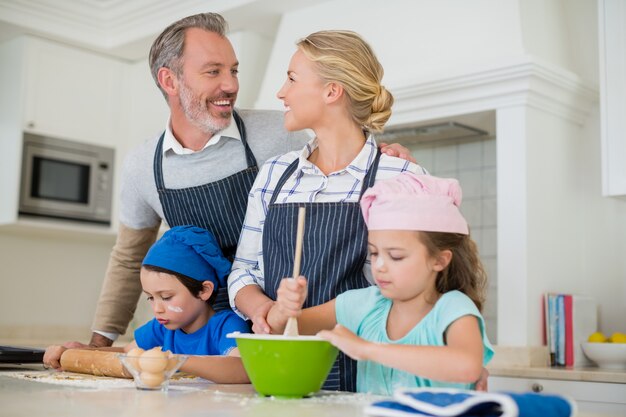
[544,293,558,366]
[557,294,565,366]
[544,292,597,367]
[564,294,574,366]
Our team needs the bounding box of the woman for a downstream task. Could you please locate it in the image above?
[227,30,426,392]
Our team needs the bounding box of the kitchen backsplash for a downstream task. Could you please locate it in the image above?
[407,137,497,343]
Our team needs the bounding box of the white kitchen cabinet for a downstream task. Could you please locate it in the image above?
[490,375,626,415]
[0,35,124,226]
[20,36,125,145]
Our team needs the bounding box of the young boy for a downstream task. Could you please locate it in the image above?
[44,226,250,383]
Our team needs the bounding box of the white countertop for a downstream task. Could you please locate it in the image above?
[486,345,626,384]
[0,364,378,417]
[1,364,612,417]
[488,364,626,384]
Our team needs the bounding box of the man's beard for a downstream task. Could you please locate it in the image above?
[178,79,233,135]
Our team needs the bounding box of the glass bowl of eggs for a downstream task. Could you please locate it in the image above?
[118,347,188,391]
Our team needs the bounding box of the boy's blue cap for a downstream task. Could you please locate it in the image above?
[142,225,231,289]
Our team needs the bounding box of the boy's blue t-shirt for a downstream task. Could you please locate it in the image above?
[335,287,494,395]
[134,309,250,355]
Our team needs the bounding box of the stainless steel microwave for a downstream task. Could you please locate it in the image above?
[19,133,114,225]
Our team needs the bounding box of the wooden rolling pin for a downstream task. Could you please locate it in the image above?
[60,349,132,378]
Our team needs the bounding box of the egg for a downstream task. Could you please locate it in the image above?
[140,371,165,388]
[126,347,145,371]
[138,347,168,373]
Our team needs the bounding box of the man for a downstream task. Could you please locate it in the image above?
[76,13,414,348]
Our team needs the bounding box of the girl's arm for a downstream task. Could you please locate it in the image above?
[179,348,249,384]
[266,276,337,335]
[319,315,484,384]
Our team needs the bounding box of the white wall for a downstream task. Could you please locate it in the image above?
[114,59,169,228]
[519,0,574,71]
[0,230,114,343]
[256,0,527,109]
[229,30,274,109]
[576,107,626,334]
[524,107,589,343]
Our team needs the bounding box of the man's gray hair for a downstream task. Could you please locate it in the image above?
[149,13,228,99]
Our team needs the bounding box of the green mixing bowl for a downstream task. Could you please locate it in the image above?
[228,332,339,398]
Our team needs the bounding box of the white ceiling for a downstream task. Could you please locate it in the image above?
[0,0,332,61]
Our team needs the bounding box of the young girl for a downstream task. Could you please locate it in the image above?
[43,225,250,383]
[228,30,427,392]
[268,173,494,395]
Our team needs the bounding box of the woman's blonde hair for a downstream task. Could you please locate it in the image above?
[297,30,393,133]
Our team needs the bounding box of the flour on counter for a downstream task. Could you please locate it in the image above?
[3,370,209,390]
[206,390,383,405]
[303,391,385,404]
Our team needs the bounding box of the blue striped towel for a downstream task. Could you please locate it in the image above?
[365,388,576,417]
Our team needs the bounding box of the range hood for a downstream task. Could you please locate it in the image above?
[380,121,489,143]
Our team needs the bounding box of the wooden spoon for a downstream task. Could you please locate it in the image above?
[283,206,306,337]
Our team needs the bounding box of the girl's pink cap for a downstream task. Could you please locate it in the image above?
[360,172,469,234]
